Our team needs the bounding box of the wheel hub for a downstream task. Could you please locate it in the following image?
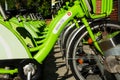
[23,63,36,76]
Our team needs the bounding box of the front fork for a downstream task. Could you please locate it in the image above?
[81,18,103,54]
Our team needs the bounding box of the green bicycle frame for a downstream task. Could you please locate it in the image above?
[34,0,113,63]
[0,0,113,75]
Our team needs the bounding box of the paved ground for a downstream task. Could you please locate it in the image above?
[43,44,75,80]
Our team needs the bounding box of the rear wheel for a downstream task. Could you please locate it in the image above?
[68,21,120,80]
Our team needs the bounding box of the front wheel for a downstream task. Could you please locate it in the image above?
[68,20,120,80]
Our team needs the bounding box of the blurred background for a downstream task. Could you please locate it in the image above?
[0,0,51,18]
[0,0,120,20]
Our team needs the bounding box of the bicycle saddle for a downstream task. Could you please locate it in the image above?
[5,9,19,17]
[18,9,28,15]
[19,9,36,15]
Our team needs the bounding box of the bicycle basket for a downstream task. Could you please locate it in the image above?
[83,0,113,18]
[93,0,113,15]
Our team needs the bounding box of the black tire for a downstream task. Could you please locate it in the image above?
[68,20,119,80]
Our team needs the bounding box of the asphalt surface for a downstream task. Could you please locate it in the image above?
[43,44,75,80]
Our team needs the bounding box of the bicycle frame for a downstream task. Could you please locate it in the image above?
[0,0,113,76]
[34,0,113,63]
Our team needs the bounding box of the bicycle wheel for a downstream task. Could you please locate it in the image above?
[60,26,76,54]
[60,21,81,56]
[68,20,119,80]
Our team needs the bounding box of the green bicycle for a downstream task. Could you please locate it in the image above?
[0,0,120,80]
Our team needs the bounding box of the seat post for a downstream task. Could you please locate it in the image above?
[5,0,8,11]
[0,4,7,20]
